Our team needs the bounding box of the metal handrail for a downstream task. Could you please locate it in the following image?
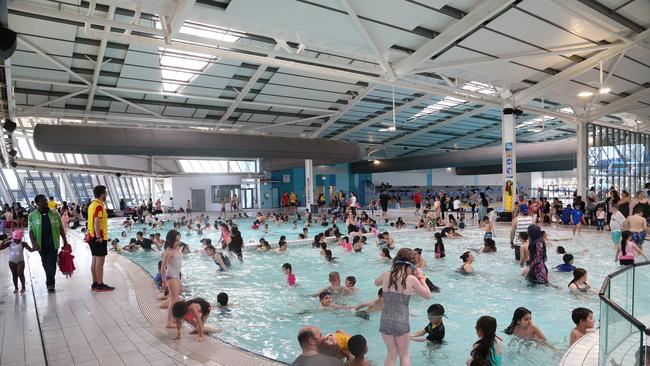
[599,261,650,336]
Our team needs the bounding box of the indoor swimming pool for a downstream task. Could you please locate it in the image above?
[116,221,632,365]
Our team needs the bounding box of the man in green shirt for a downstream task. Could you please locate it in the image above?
[28,194,69,293]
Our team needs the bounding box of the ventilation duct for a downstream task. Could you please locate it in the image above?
[33,125,363,163]
[351,140,577,173]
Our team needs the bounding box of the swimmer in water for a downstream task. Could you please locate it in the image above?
[379,247,392,261]
[434,232,445,258]
[354,288,384,317]
[318,291,354,310]
[458,251,474,274]
[503,307,549,345]
[282,263,298,287]
[204,243,230,272]
[344,276,358,295]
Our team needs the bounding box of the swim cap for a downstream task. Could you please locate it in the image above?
[12,230,23,240]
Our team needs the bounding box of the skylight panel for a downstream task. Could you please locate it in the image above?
[410,95,467,120]
[179,160,193,172]
[179,24,239,43]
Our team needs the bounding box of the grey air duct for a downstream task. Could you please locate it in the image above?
[33,124,363,164]
[351,139,577,173]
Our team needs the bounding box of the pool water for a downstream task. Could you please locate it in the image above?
[117,221,623,365]
[147,217,392,245]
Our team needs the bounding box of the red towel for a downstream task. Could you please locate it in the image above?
[58,245,76,277]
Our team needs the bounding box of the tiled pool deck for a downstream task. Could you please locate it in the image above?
[0,227,285,366]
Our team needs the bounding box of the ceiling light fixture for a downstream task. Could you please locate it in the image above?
[599,87,611,94]
[577,91,594,98]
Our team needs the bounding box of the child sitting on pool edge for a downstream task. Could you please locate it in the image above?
[409,303,446,343]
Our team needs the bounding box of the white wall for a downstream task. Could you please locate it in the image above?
[372,171,428,186]
[171,175,242,212]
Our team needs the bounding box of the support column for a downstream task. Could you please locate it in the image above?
[304,159,314,210]
[59,173,67,201]
[576,123,588,198]
[502,103,517,213]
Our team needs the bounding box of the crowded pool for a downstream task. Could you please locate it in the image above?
[115,220,625,365]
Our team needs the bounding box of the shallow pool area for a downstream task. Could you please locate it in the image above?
[118,222,626,366]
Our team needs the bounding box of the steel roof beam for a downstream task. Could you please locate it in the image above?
[339,0,397,80]
[586,87,650,121]
[311,85,376,138]
[413,43,623,74]
[513,28,650,106]
[383,105,493,146]
[392,0,517,77]
[84,5,114,123]
[331,94,432,139]
[13,78,337,113]
[167,0,196,37]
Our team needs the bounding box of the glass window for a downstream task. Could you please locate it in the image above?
[16,137,33,159]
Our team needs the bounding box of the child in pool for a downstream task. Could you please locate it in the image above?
[275,236,288,253]
[318,291,354,311]
[344,335,370,366]
[410,303,446,343]
[257,238,271,252]
[324,249,336,263]
[352,236,363,252]
[204,244,230,272]
[468,316,503,366]
[482,216,495,239]
[282,263,298,287]
[331,330,354,361]
[318,271,344,296]
[482,238,496,253]
[569,307,594,345]
[0,230,36,293]
[320,242,327,256]
[459,251,474,274]
[568,268,597,294]
[503,307,548,344]
[458,211,466,230]
[379,247,392,261]
[434,232,445,258]
[355,288,384,314]
[554,254,576,272]
[292,220,298,230]
[519,232,530,268]
[344,276,358,295]
[216,292,238,311]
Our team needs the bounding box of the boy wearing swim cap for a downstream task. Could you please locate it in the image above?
[409,303,446,343]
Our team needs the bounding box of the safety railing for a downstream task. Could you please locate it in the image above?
[599,262,650,366]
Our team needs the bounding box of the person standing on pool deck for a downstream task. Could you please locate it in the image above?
[282,191,290,217]
[379,190,390,221]
[374,248,432,366]
[86,186,115,292]
[510,205,532,261]
[162,229,183,329]
[477,193,489,224]
[413,191,422,216]
[28,194,70,293]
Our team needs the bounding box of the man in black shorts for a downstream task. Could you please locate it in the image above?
[379,190,390,220]
[87,185,114,292]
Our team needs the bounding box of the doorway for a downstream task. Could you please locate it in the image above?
[191,189,206,212]
[272,187,279,208]
[241,188,255,209]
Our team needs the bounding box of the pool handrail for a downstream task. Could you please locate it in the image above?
[598,261,650,335]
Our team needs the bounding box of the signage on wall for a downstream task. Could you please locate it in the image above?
[504,142,513,179]
[282,174,291,183]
